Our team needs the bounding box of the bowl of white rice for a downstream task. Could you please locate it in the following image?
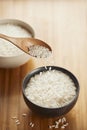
[22,66,80,117]
[0,19,34,68]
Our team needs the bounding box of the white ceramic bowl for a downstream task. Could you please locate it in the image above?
[0,19,35,68]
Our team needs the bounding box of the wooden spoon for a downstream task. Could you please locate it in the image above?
[0,33,52,58]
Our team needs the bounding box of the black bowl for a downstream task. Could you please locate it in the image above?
[22,66,80,117]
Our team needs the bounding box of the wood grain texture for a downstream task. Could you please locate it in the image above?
[0,0,87,130]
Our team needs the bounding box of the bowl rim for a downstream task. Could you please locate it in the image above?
[22,66,80,110]
[0,18,35,58]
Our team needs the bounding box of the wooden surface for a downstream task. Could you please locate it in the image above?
[0,0,87,130]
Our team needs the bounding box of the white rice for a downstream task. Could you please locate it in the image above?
[25,69,76,108]
[29,45,52,58]
[0,24,31,57]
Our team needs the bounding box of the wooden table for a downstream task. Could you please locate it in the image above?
[0,0,87,130]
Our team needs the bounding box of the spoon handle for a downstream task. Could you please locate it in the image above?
[0,33,23,49]
[0,33,30,54]
[0,33,19,46]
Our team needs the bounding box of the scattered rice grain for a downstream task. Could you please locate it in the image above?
[48,117,68,129]
[58,118,62,123]
[16,122,20,125]
[61,125,65,129]
[62,117,66,123]
[49,126,52,129]
[29,122,34,127]
[31,124,34,127]
[22,113,27,117]
[45,66,47,70]
[11,116,17,119]
[29,122,33,126]
[63,123,69,127]
[49,67,52,71]
[15,120,20,123]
